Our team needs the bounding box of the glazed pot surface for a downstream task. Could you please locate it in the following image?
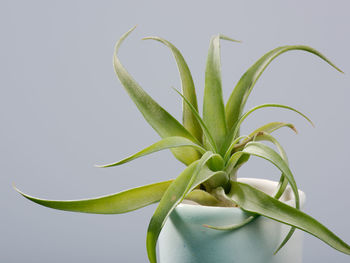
[158,178,306,263]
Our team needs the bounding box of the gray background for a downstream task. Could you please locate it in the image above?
[1,0,349,262]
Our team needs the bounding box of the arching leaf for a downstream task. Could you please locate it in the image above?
[142,36,202,142]
[230,181,350,255]
[96,136,205,168]
[114,26,200,165]
[186,189,221,206]
[225,45,342,132]
[146,152,227,263]
[232,122,297,153]
[254,133,295,252]
[221,103,312,154]
[242,141,300,210]
[248,121,297,136]
[15,180,173,214]
[173,88,217,152]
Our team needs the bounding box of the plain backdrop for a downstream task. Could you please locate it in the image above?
[1,0,349,262]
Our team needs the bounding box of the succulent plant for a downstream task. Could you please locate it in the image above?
[16,27,350,262]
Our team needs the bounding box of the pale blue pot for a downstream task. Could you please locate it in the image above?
[159,178,306,263]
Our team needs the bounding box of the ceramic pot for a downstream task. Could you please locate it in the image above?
[158,178,306,263]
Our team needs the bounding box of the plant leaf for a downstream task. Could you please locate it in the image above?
[203,35,239,149]
[242,141,300,210]
[185,189,221,206]
[17,177,220,217]
[146,152,227,263]
[223,135,249,161]
[254,132,296,252]
[142,36,202,142]
[213,134,290,230]
[232,122,297,153]
[255,133,288,164]
[241,141,301,251]
[225,151,244,177]
[203,215,256,230]
[114,26,200,165]
[253,133,290,200]
[173,88,217,152]
[274,229,295,255]
[15,180,173,214]
[96,136,205,168]
[248,121,297,136]
[222,103,312,154]
[225,45,342,132]
[230,181,350,255]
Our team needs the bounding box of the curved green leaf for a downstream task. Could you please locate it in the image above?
[185,189,221,206]
[203,215,256,231]
[142,36,202,142]
[213,133,290,230]
[254,132,295,252]
[249,121,297,136]
[173,88,217,152]
[222,103,312,154]
[15,180,173,214]
[241,141,300,251]
[114,26,200,165]
[146,152,227,263]
[96,136,205,168]
[223,135,249,161]
[225,45,342,132]
[203,35,239,150]
[242,141,300,210]
[230,181,350,255]
[225,151,244,177]
[254,133,290,200]
[274,228,295,255]
[232,122,297,153]
[255,133,288,164]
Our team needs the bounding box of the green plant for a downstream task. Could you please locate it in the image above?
[16,27,350,262]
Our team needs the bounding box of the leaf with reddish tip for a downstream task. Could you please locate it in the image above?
[221,103,313,154]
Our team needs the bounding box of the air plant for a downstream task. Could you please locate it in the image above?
[16,27,350,263]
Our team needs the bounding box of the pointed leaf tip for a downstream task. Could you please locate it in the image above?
[203,34,231,150]
[289,124,298,134]
[115,26,137,51]
[96,136,206,168]
[15,181,173,214]
[141,36,202,142]
[219,34,242,43]
[231,181,350,255]
[114,27,201,165]
[225,45,343,133]
[172,87,218,152]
